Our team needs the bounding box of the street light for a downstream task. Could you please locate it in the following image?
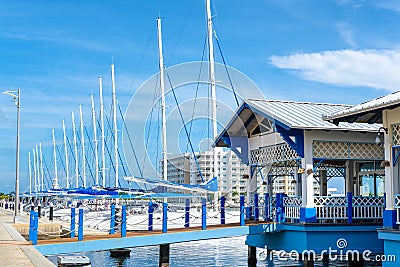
[3,89,20,223]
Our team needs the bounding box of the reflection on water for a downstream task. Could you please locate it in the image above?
[48,237,382,267]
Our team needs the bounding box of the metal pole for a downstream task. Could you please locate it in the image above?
[157,18,168,185]
[206,0,219,204]
[2,88,21,221]
[15,88,20,221]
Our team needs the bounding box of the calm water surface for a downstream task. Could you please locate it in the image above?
[48,237,382,267]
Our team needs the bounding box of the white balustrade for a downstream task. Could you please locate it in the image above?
[352,196,384,220]
[283,197,302,219]
[314,196,347,220]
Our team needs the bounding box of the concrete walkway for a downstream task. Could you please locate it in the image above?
[0,209,55,266]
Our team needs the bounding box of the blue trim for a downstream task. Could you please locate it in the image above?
[347,192,353,224]
[392,147,400,166]
[383,209,398,228]
[300,207,317,223]
[275,125,304,158]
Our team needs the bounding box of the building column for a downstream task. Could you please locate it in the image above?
[300,158,316,223]
[383,111,397,228]
[247,165,258,205]
[319,170,327,196]
[346,160,354,195]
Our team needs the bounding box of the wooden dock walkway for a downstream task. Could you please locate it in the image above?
[35,221,276,255]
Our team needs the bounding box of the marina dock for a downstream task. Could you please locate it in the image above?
[0,209,54,267]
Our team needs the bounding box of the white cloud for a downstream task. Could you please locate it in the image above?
[336,22,358,48]
[374,0,400,13]
[269,49,400,91]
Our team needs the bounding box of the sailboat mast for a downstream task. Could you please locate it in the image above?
[206,0,219,189]
[157,18,168,183]
[39,142,44,191]
[35,145,39,191]
[98,77,106,187]
[62,120,70,188]
[79,105,87,188]
[91,95,99,185]
[33,148,37,193]
[28,152,32,195]
[52,129,58,189]
[111,64,119,188]
[72,112,79,188]
[206,0,217,141]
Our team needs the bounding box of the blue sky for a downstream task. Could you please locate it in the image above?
[1,0,400,193]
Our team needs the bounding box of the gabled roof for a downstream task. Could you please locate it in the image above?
[323,91,400,124]
[215,99,381,147]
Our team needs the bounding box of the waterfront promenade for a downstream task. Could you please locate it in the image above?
[0,209,54,267]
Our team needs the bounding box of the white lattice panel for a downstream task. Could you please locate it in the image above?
[392,124,400,147]
[352,196,384,206]
[313,141,384,160]
[349,143,384,159]
[314,196,347,206]
[283,197,302,206]
[313,141,348,159]
[250,143,299,165]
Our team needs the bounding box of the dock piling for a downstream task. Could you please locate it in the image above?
[184,198,190,228]
[32,211,38,245]
[240,196,245,226]
[110,203,115,234]
[220,196,225,225]
[247,246,257,267]
[148,201,154,231]
[264,193,269,221]
[78,208,83,241]
[201,198,206,230]
[70,207,75,238]
[49,202,54,221]
[159,244,170,267]
[254,193,259,221]
[162,203,168,233]
[121,205,126,237]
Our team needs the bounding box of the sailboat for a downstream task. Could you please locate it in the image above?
[124,3,220,194]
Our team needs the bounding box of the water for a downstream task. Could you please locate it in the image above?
[47,237,382,267]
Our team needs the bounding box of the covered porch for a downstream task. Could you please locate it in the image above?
[215,99,384,224]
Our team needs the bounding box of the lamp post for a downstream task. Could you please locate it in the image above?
[3,89,20,222]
